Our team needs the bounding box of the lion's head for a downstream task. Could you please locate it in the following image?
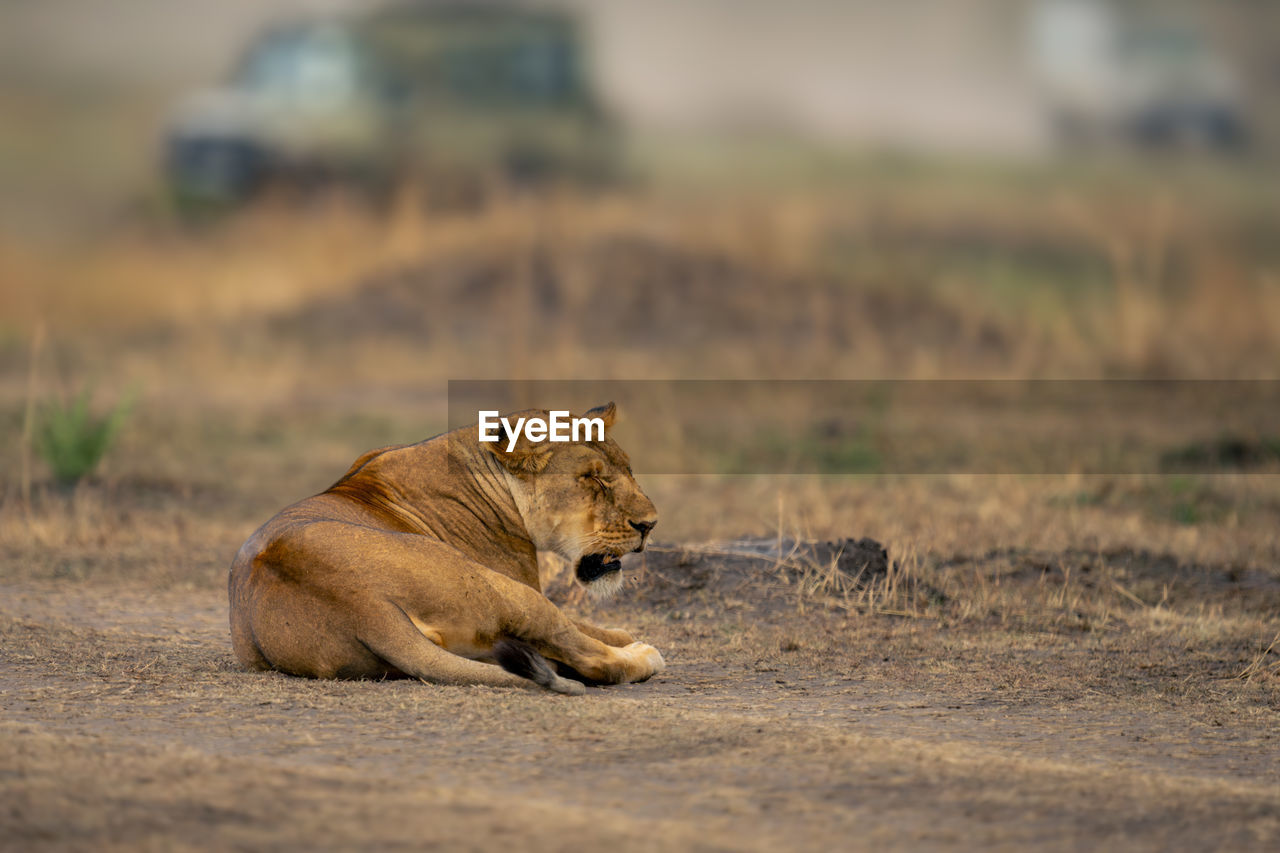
[481,402,657,597]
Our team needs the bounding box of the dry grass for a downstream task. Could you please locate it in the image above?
[1239,631,1280,683]
[3,173,1279,388]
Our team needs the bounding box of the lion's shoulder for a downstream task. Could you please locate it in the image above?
[329,444,408,489]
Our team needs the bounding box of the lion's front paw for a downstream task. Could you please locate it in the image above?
[623,642,665,682]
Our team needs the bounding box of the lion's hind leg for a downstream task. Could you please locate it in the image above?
[357,603,583,695]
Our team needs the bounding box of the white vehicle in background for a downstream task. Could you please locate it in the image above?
[1029,0,1247,150]
[163,3,619,213]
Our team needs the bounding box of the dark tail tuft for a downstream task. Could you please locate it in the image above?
[494,638,585,695]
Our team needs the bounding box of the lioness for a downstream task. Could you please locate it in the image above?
[228,403,662,695]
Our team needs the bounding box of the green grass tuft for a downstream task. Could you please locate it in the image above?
[36,387,133,486]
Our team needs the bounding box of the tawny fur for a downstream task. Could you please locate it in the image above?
[228,403,663,692]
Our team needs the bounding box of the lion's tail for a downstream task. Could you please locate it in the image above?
[494,638,586,696]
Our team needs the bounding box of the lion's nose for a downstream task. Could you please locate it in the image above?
[629,519,655,551]
[629,519,655,537]
[629,519,654,552]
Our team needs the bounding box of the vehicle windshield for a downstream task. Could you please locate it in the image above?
[233,26,362,104]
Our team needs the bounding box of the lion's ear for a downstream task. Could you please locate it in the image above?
[483,421,552,477]
[584,401,617,430]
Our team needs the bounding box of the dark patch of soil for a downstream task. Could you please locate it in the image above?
[936,545,1280,615]
[1160,434,1280,472]
[622,537,892,619]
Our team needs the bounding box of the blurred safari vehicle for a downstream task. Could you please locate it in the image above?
[1029,0,1248,151]
[163,1,619,211]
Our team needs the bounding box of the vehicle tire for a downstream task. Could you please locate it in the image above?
[166,136,268,212]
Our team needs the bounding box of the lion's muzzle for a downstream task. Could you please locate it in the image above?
[576,553,623,583]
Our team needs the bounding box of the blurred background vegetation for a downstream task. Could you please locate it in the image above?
[0,0,1277,583]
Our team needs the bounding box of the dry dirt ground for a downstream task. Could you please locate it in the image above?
[3,538,1278,852]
